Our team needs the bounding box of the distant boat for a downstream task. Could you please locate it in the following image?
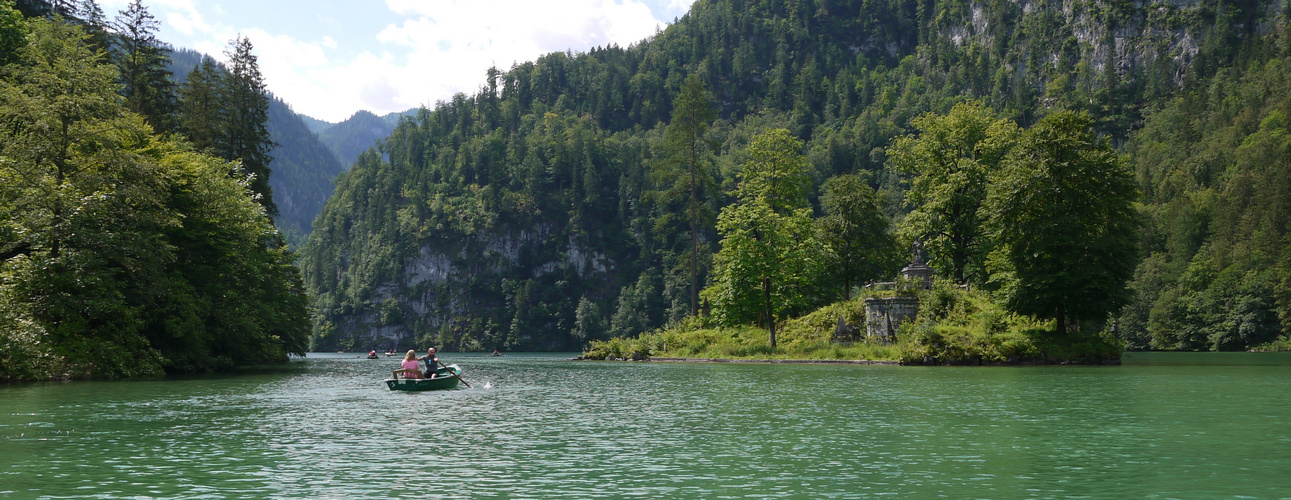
[385,365,463,392]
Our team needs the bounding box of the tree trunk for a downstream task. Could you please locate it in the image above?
[763,276,776,347]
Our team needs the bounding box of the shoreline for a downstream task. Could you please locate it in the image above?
[625,357,900,365]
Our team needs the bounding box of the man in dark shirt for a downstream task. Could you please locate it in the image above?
[419,348,441,378]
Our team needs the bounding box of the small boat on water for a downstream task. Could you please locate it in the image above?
[385,365,464,391]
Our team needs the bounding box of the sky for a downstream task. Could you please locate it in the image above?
[99,0,697,123]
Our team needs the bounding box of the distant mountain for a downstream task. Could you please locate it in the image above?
[166,47,206,84]
[316,110,396,168]
[299,114,335,135]
[266,96,347,247]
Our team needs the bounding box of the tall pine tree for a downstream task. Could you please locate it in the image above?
[654,74,717,316]
[177,57,225,151]
[111,0,176,133]
[222,35,276,217]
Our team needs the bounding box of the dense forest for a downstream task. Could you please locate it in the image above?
[302,0,1291,353]
[0,0,310,380]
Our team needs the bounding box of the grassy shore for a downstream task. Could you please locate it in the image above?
[582,282,1122,365]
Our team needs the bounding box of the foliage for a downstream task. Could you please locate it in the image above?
[584,283,1119,364]
[815,172,901,299]
[582,315,901,362]
[1116,53,1291,350]
[887,100,1018,284]
[110,0,176,133]
[984,111,1139,333]
[0,17,308,380]
[704,129,827,346]
[0,0,23,66]
[893,281,1121,364]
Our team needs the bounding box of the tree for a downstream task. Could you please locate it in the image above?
[887,101,1018,284]
[221,35,276,217]
[111,0,177,132]
[177,57,225,151]
[0,18,307,380]
[816,173,900,299]
[0,0,25,66]
[983,111,1139,333]
[653,73,718,317]
[571,296,607,341]
[704,129,826,347]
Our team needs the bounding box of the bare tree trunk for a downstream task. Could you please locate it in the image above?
[763,276,776,347]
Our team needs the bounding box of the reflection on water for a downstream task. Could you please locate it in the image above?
[3,352,1290,498]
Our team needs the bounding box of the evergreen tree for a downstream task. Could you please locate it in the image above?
[176,57,225,151]
[654,74,718,316]
[74,0,107,49]
[221,35,276,217]
[110,0,176,133]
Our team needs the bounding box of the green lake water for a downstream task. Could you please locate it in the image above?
[3,352,1290,498]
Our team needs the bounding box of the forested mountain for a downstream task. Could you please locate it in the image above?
[302,0,1291,352]
[315,110,399,168]
[266,96,347,246]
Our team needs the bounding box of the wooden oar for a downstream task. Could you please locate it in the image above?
[431,359,471,388]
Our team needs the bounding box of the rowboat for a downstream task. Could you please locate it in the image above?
[384,364,463,391]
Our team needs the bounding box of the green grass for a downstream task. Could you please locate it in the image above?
[583,281,1123,365]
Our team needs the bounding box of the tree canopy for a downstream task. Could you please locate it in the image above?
[0,12,307,381]
[984,111,1139,333]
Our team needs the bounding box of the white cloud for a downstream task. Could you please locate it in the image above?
[166,10,212,36]
[324,0,666,118]
[144,0,688,122]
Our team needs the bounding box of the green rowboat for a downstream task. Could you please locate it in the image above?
[384,364,463,391]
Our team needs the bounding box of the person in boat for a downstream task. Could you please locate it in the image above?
[491,349,500,356]
[395,350,422,379]
[419,348,441,379]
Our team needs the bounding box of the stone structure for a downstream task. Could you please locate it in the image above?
[860,238,933,343]
[900,238,934,289]
[863,296,919,343]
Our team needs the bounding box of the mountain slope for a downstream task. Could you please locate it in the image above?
[301,0,1291,352]
[317,110,397,168]
[266,96,347,246]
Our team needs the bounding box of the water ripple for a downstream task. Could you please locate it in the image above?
[2,353,1291,497]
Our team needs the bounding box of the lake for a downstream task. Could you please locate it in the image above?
[2,352,1290,498]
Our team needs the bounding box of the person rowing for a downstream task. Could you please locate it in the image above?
[419,348,441,379]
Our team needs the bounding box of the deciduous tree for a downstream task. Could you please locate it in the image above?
[816,173,900,299]
[984,111,1139,333]
[887,101,1017,284]
[705,129,825,347]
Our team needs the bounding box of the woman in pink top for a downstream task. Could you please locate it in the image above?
[396,350,423,379]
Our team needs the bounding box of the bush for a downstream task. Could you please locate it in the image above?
[583,281,1122,364]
